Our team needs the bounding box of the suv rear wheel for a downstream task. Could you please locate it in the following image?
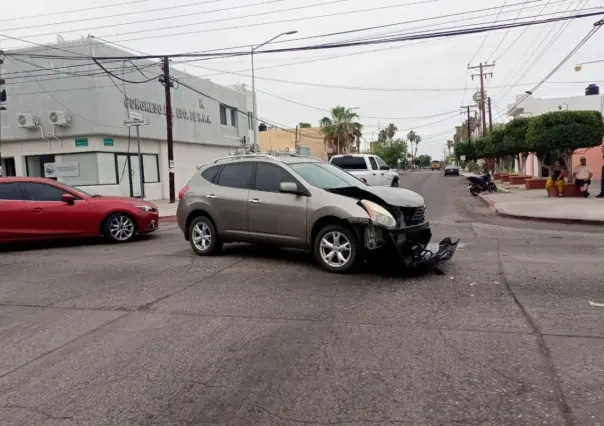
[391,177,399,187]
[313,224,359,273]
[189,216,222,256]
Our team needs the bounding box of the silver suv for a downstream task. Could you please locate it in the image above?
[176,153,459,273]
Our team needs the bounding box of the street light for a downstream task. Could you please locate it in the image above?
[251,30,298,151]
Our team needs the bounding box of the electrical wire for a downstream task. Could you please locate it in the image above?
[92,58,157,84]
[8,56,126,129]
[467,0,510,65]
[2,0,224,32]
[7,8,601,62]
[0,0,149,23]
[495,18,603,120]
[489,0,537,61]
[0,0,576,53]
[493,0,584,102]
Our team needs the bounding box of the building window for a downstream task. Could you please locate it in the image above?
[220,104,227,125]
[230,108,237,127]
[142,154,159,183]
[57,153,108,186]
[98,153,117,184]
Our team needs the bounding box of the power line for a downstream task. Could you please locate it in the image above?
[493,0,583,102]
[2,0,224,32]
[9,56,126,129]
[495,17,603,120]
[0,0,575,52]
[0,0,149,23]
[467,0,510,65]
[7,7,600,62]
[489,0,536,61]
[3,0,438,48]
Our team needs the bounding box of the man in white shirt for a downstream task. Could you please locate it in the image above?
[573,156,593,198]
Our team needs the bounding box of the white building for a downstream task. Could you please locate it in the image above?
[228,83,255,147]
[0,38,254,199]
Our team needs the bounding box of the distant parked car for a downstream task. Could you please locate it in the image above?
[329,154,400,187]
[0,177,159,243]
[444,165,460,176]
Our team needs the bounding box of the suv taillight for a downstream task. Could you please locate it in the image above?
[178,185,189,200]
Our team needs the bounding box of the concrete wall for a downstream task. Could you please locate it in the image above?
[0,134,230,200]
[2,38,249,146]
[259,127,326,158]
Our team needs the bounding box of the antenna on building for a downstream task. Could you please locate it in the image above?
[57,34,65,43]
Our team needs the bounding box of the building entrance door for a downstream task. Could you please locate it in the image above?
[116,154,144,198]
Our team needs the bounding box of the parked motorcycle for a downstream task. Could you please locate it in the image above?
[467,173,497,196]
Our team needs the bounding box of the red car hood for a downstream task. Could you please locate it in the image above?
[90,196,157,207]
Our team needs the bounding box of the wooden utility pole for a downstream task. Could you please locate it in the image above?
[161,56,176,203]
[469,62,494,136]
[460,105,477,142]
[487,97,493,134]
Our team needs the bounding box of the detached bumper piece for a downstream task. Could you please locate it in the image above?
[383,224,459,269]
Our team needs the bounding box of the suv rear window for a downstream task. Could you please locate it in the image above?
[330,156,367,170]
[201,165,220,182]
[216,163,254,189]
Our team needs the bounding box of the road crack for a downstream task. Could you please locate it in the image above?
[495,238,574,425]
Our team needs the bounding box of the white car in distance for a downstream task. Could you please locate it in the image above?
[329,154,400,187]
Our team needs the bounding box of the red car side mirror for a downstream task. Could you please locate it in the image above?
[61,193,75,205]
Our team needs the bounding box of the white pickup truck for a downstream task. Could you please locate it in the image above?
[329,154,400,187]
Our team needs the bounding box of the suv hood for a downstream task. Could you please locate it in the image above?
[326,185,424,208]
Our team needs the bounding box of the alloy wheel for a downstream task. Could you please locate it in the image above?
[319,231,352,268]
[109,215,135,241]
[192,222,212,252]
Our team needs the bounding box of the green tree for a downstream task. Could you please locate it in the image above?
[299,122,312,128]
[373,139,408,167]
[319,106,363,154]
[414,154,432,168]
[526,110,604,155]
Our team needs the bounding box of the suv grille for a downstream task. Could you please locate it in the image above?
[386,205,426,228]
[402,206,426,226]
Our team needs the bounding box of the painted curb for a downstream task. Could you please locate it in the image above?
[478,194,604,225]
[160,216,177,222]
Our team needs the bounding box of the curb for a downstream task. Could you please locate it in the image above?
[477,194,604,225]
[160,216,177,222]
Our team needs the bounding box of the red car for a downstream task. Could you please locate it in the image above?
[0,177,159,244]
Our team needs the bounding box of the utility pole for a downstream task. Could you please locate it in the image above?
[161,56,176,203]
[460,105,477,142]
[294,125,299,152]
[469,62,494,136]
[0,53,5,176]
[487,97,493,134]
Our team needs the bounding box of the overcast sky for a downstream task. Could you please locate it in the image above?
[2,0,603,159]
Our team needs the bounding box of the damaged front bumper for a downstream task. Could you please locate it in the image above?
[363,222,460,269]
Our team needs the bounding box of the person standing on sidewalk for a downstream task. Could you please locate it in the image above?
[573,156,593,197]
[597,144,604,198]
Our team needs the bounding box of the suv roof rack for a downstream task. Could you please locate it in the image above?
[210,152,325,164]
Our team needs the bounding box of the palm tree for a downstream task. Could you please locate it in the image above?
[385,123,398,141]
[407,130,421,165]
[319,106,363,155]
[446,140,455,160]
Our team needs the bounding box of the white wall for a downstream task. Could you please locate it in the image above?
[508,93,604,117]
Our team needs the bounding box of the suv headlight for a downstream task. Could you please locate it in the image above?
[136,204,155,212]
[359,200,396,229]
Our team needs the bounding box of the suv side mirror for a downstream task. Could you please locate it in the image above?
[279,182,301,195]
[380,165,390,170]
[61,193,75,205]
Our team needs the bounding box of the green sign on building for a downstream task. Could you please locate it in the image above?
[103,138,114,147]
[75,138,88,147]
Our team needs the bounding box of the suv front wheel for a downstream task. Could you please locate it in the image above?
[189,216,222,256]
[313,224,359,273]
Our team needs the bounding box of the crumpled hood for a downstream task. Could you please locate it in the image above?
[326,185,424,208]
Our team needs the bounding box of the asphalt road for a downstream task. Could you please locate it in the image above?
[1,171,603,426]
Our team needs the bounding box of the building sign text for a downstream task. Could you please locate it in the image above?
[124,96,211,124]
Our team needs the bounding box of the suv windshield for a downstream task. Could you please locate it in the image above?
[290,162,366,189]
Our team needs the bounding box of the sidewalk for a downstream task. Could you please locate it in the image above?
[479,189,604,224]
[150,199,178,219]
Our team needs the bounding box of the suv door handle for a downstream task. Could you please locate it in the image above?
[205,194,217,199]
[249,198,262,204]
